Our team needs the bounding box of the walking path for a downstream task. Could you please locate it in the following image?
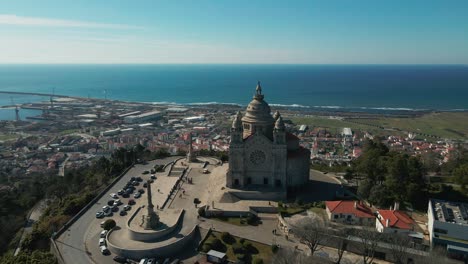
[14,199,49,256]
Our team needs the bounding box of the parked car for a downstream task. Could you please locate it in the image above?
[162,258,171,264]
[113,199,122,206]
[117,189,124,195]
[142,170,149,174]
[132,181,139,186]
[170,259,180,264]
[119,210,127,216]
[113,256,128,263]
[110,193,118,199]
[139,259,148,264]
[147,259,156,264]
[136,176,143,182]
[100,230,108,238]
[100,245,110,255]
[99,238,106,246]
[151,175,156,180]
[105,210,113,217]
[128,199,136,205]
[143,182,148,188]
[102,205,110,212]
[107,200,114,206]
[122,193,130,198]
[96,211,104,218]
[138,189,145,194]
[134,192,141,198]
[111,205,119,212]
[123,205,131,211]
[131,177,136,181]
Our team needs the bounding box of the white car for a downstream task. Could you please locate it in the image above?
[100,245,109,255]
[100,230,108,238]
[110,193,118,199]
[99,238,106,246]
[95,211,104,218]
[102,205,110,212]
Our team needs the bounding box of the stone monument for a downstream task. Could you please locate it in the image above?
[186,132,196,162]
[144,180,160,229]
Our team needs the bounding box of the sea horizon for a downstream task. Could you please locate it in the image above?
[1,64,467,120]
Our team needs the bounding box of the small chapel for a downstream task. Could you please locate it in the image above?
[227,82,310,191]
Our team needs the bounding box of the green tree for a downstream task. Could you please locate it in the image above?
[453,164,468,191]
[103,219,116,230]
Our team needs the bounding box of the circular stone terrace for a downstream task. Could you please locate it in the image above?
[106,157,222,260]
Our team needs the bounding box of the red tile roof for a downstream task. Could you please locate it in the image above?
[377,210,414,230]
[325,200,375,218]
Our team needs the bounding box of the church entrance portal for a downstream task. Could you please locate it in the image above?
[275,179,281,187]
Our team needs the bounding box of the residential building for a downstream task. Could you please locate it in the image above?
[325,200,375,226]
[376,209,415,234]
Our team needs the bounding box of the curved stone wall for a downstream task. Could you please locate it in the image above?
[106,225,198,260]
[126,207,184,242]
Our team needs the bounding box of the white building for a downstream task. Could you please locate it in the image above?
[375,209,415,234]
[428,199,468,258]
[325,200,375,226]
[123,110,163,124]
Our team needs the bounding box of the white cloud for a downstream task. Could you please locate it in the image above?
[0,14,141,29]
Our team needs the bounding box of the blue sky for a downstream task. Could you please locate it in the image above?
[0,0,467,64]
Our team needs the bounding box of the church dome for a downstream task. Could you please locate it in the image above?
[241,82,275,125]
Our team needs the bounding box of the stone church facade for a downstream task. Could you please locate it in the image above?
[227,82,310,191]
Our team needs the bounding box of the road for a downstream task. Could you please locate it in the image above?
[55,157,179,264]
[14,199,49,256]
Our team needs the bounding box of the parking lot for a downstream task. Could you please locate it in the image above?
[55,157,180,264]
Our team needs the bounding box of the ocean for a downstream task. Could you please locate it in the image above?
[0,64,467,120]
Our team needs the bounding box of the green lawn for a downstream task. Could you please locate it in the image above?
[0,134,18,141]
[290,112,468,140]
[201,231,273,264]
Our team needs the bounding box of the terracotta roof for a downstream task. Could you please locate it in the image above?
[377,210,414,230]
[325,200,375,218]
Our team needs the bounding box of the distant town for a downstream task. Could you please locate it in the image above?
[0,91,467,264]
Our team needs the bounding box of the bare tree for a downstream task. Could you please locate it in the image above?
[384,233,411,264]
[290,215,329,256]
[352,228,381,264]
[273,247,333,264]
[333,228,349,264]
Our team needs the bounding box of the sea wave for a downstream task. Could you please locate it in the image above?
[146,101,180,105]
[186,102,243,107]
[270,103,310,108]
[357,107,428,111]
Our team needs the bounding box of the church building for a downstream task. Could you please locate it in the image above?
[227,82,310,191]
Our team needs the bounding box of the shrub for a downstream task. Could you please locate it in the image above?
[201,244,211,253]
[236,254,246,261]
[198,206,206,217]
[232,242,244,254]
[247,214,259,225]
[253,257,264,264]
[220,232,234,244]
[239,238,245,244]
[207,238,224,252]
[103,219,116,230]
[271,244,279,253]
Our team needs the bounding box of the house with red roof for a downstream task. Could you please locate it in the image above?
[376,209,415,234]
[325,200,375,226]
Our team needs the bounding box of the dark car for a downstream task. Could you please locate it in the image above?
[138,189,145,194]
[151,175,157,180]
[142,170,149,174]
[143,182,148,188]
[130,177,136,181]
[119,210,127,216]
[132,181,139,186]
[112,205,119,212]
[122,193,130,198]
[107,200,114,206]
[113,255,128,263]
[136,176,143,182]
[128,199,135,205]
[117,189,124,195]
